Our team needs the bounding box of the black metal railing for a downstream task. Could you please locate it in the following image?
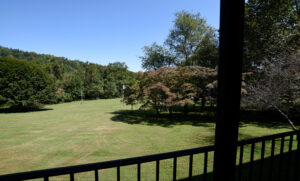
[236,130,300,181]
[0,130,299,181]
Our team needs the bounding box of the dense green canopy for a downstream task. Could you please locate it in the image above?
[0,57,55,109]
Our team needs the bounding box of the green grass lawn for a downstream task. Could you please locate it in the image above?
[0,99,296,180]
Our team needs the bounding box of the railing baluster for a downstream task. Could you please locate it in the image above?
[238,145,244,181]
[259,140,265,181]
[137,163,141,181]
[156,160,159,181]
[44,176,49,181]
[189,154,193,181]
[95,169,99,181]
[117,166,120,181]
[70,173,74,181]
[269,139,275,181]
[294,132,300,180]
[173,157,177,181]
[278,137,285,181]
[203,151,208,181]
[285,135,293,180]
[249,143,255,181]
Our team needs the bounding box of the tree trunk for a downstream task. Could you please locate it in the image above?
[184,104,188,116]
[155,105,160,117]
[169,107,173,117]
[201,98,206,109]
[153,100,160,118]
[271,104,297,131]
[210,99,214,108]
[192,104,196,112]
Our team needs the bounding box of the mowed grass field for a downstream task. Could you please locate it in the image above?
[0,99,296,180]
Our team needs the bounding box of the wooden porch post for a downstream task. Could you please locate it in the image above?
[213,0,245,180]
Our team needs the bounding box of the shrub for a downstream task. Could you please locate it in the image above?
[0,56,56,110]
[56,91,73,103]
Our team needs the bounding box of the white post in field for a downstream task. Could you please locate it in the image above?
[122,84,125,108]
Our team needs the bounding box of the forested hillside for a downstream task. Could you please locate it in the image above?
[0,46,137,109]
[0,46,87,73]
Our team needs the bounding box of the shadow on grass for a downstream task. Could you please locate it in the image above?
[239,109,300,129]
[178,150,300,181]
[110,107,299,129]
[0,107,53,113]
[110,109,216,127]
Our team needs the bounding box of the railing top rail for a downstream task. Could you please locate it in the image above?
[0,145,215,180]
[237,130,299,146]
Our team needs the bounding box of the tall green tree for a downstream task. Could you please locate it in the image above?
[244,0,299,71]
[165,10,217,66]
[191,33,219,68]
[140,43,177,70]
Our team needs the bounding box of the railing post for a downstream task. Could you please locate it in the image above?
[213,0,245,181]
[295,131,300,180]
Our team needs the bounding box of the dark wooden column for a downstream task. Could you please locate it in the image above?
[213,0,245,180]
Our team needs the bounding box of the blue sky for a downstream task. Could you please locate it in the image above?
[0,0,220,72]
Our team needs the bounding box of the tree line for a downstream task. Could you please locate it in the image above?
[0,47,136,110]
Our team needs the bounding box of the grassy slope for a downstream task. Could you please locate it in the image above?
[0,99,294,180]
